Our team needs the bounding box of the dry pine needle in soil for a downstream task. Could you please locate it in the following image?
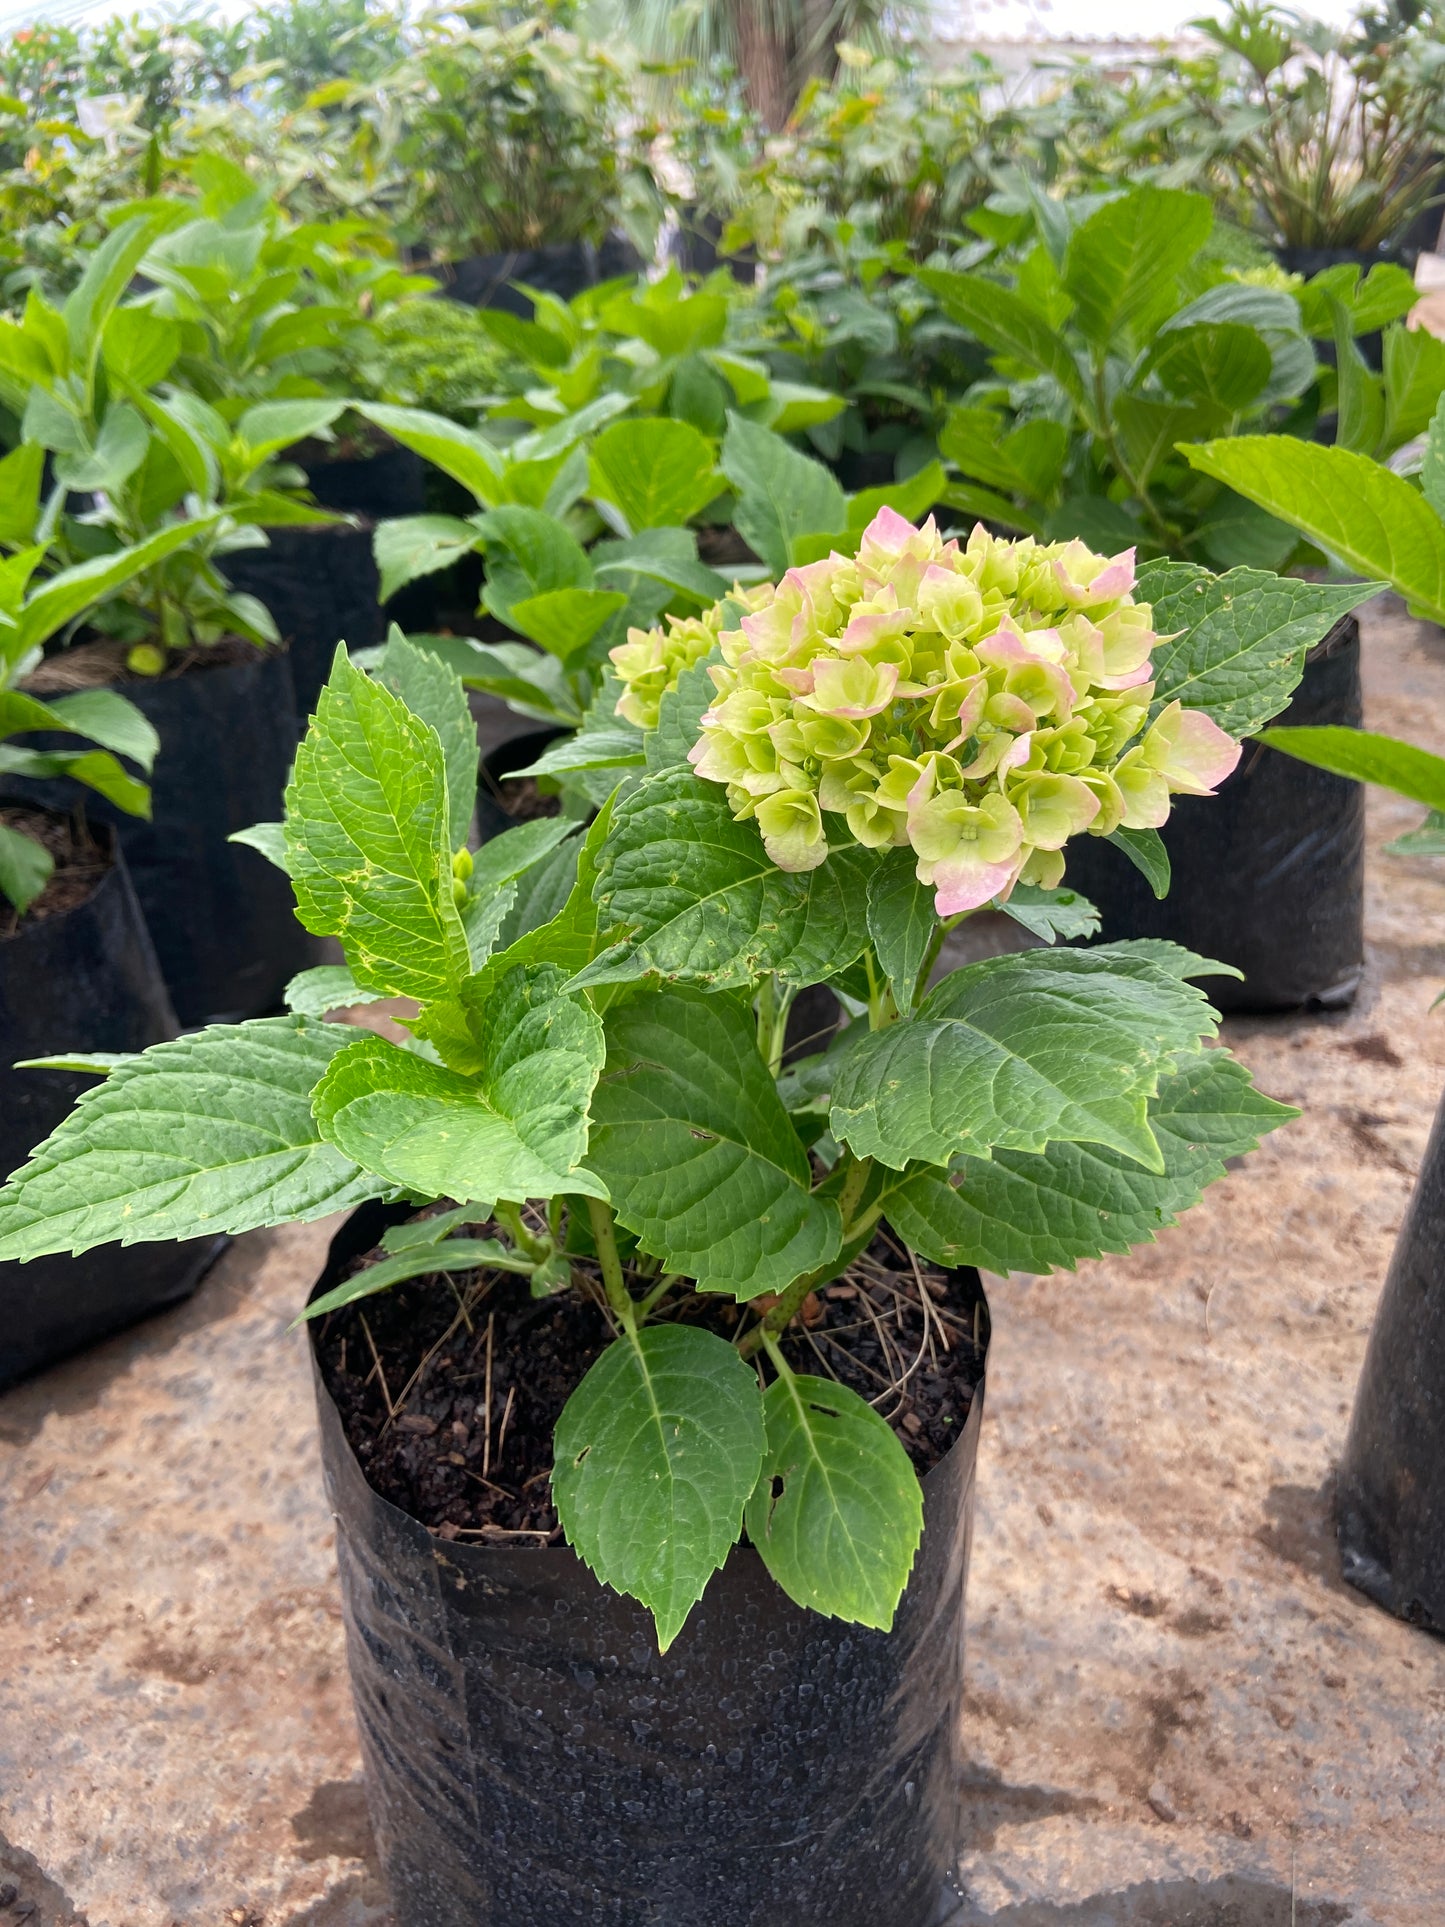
[316,1218,988,1545]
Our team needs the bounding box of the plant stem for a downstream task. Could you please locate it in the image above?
[755,973,795,1076]
[638,1272,681,1318]
[496,1200,545,1262]
[736,1152,875,1360]
[586,1197,635,1334]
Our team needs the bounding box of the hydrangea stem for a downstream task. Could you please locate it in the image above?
[586,1197,636,1334]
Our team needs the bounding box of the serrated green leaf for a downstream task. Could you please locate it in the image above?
[721,415,846,573]
[501,586,628,659]
[514,725,644,778]
[1063,187,1214,350]
[0,1018,382,1259]
[1423,394,1445,521]
[589,988,841,1299]
[552,1323,766,1651]
[647,656,720,773]
[917,266,1086,405]
[1257,725,1445,811]
[1149,321,1273,410]
[313,964,607,1203]
[285,648,470,1001]
[284,965,392,1018]
[745,1371,922,1629]
[830,942,1223,1173]
[882,1050,1295,1275]
[1136,559,1376,738]
[421,636,583,725]
[1000,883,1100,943]
[866,846,937,1014]
[354,402,505,507]
[372,629,477,850]
[579,766,874,992]
[588,418,720,532]
[1383,324,1445,452]
[372,514,479,601]
[1182,436,1445,625]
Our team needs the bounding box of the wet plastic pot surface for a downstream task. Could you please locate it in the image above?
[0,819,222,1386]
[1337,1085,1445,1632]
[310,1201,987,1927]
[1063,618,1364,1013]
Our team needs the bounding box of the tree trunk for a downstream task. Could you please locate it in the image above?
[735,0,794,130]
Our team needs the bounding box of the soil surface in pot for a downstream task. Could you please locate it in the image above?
[23,633,265,691]
[0,806,111,937]
[477,766,561,827]
[315,1219,987,1544]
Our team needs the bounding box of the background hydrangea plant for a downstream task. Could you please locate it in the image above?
[0,517,1378,1649]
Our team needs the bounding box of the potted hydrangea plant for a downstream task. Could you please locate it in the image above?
[0,511,1304,1924]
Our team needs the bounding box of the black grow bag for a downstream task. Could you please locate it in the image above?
[223,522,388,724]
[16,646,314,1027]
[301,445,427,522]
[309,1201,988,1927]
[1064,616,1364,1013]
[0,815,223,1387]
[1336,1086,1445,1632]
[426,235,644,317]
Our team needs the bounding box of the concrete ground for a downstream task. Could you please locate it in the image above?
[2,599,1444,1926]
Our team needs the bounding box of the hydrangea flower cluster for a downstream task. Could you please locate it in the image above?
[609,585,775,730]
[613,509,1241,915]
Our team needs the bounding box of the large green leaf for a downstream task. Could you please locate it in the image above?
[588,418,720,532]
[552,1323,766,1651]
[1062,187,1214,350]
[916,267,1086,406]
[1136,559,1378,738]
[577,765,873,991]
[745,1372,922,1629]
[1158,282,1314,405]
[1146,321,1272,410]
[285,647,470,1000]
[830,942,1223,1172]
[589,989,841,1299]
[0,1018,381,1259]
[312,963,606,1203]
[420,635,583,725]
[372,515,479,601]
[1257,725,1445,810]
[371,629,477,850]
[0,745,150,817]
[502,586,628,659]
[353,402,505,507]
[1182,437,1445,625]
[883,1050,1294,1274]
[16,516,220,653]
[40,689,159,773]
[721,415,846,573]
[1382,323,1445,452]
